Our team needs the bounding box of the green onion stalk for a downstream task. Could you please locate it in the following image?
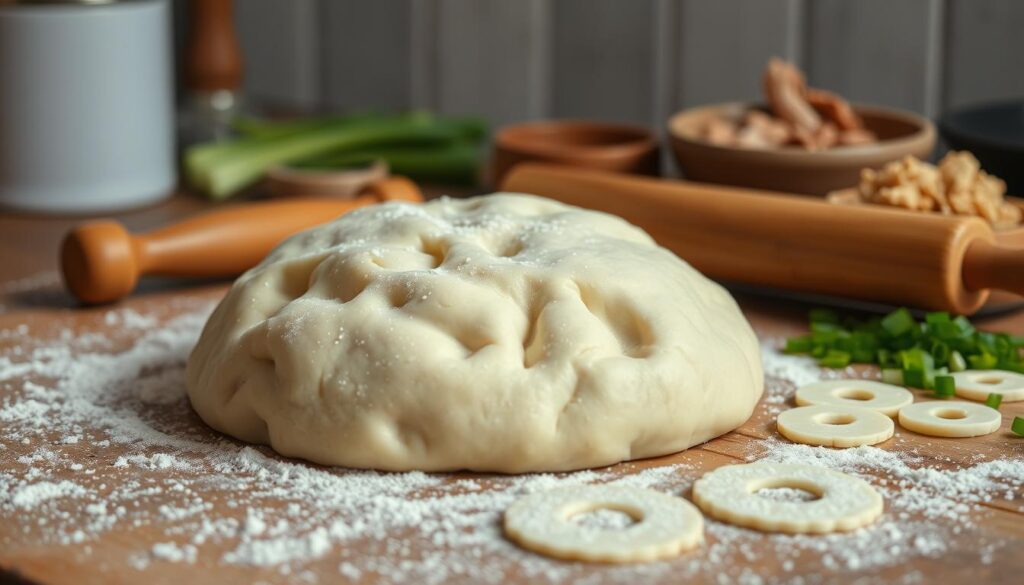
[185,112,487,200]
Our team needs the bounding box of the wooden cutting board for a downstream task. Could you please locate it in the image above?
[1,195,1023,585]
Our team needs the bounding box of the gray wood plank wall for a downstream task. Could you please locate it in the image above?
[232,0,1024,128]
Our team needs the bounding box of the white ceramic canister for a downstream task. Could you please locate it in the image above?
[0,0,174,213]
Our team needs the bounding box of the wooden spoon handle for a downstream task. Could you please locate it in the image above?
[61,177,423,304]
[962,239,1024,296]
[185,0,243,92]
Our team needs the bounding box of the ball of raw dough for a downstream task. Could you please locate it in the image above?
[186,194,763,472]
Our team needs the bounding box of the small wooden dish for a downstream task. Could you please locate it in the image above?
[667,102,936,196]
[265,159,389,199]
[492,120,659,187]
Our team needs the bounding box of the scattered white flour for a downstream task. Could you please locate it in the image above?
[103,308,159,330]
[0,304,1021,584]
[10,480,87,509]
[152,541,198,564]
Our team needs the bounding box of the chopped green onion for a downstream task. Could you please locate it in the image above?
[851,349,875,363]
[968,353,998,370]
[810,321,840,334]
[949,350,967,372]
[881,368,904,385]
[901,347,933,371]
[903,369,924,388]
[927,339,950,366]
[985,393,1003,410]
[933,375,956,398]
[809,308,839,324]
[876,349,892,366]
[785,307,1024,377]
[1012,417,1024,436]
[1000,362,1024,374]
[901,348,935,388]
[953,315,976,336]
[818,350,852,368]
[881,308,916,336]
[784,336,813,354]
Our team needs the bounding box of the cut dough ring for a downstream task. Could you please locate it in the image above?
[692,463,883,534]
[795,379,913,417]
[777,404,894,447]
[503,485,703,563]
[898,401,1002,438]
[952,369,1024,403]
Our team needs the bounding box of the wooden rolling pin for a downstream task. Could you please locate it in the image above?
[62,166,1024,314]
[61,177,422,304]
[502,164,1024,315]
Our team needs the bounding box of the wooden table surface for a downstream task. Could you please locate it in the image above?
[1,192,1022,585]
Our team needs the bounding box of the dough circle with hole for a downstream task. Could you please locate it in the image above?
[185,194,763,472]
[951,370,1024,403]
[777,404,894,447]
[897,401,1002,437]
[692,463,883,534]
[795,379,913,417]
[503,484,704,563]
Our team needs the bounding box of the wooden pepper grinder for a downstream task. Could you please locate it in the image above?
[179,0,244,144]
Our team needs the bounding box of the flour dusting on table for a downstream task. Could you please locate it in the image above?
[1,304,1022,584]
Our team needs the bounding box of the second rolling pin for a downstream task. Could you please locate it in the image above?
[501,163,1024,315]
[62,177,422,304]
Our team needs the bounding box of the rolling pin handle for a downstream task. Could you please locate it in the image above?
[963,239,1024,297]
[365,175,423,203]
[61,221,140,305]
[60,177,424,305]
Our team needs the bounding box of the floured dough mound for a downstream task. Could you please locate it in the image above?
[186,194,763,472]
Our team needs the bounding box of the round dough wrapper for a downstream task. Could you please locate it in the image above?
[777,404,894,447]
[186,194,763,472]
[898,401,1001,438]
[503,485,703,563]
[795,379,913,417]
[692,463,883,534]
[951,370,1024,403]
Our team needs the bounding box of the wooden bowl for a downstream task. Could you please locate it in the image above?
[492,120,659,187]
[667,102,936,196]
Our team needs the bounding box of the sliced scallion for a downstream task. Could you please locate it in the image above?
[985,393,1003,410]
[818,350,852,368]
[784,308,1024,376]
[968,353,998,370]
[1012,417,1024,437]
[949,350,967,372]
[784,336,813,354]
[809,308,839,324]
[881,368,904,385]
[933,375,956,398]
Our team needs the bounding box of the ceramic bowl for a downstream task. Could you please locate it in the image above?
[667,102,936,196]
